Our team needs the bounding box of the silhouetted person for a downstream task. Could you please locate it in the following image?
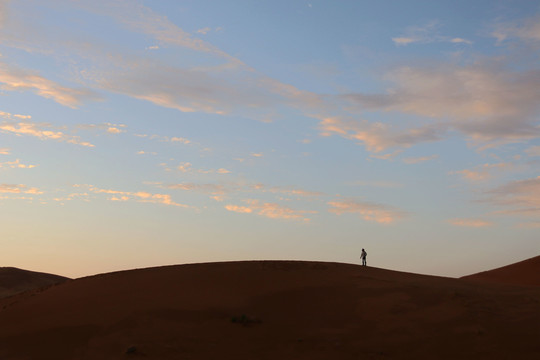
[361,248,367,266]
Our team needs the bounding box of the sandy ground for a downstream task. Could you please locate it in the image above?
[0,267,69,299]
[0,260,538,359]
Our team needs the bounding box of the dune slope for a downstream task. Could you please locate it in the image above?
[462,255,540,286]
[0,267,69,299]
[0,261,539,359]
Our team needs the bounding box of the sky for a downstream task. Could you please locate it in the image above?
[1,0,539,278]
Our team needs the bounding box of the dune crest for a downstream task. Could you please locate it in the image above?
[462,255,540,286]
[0,267,69,299]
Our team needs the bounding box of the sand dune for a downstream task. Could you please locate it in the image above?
[461,255,540,287]
[0,267,69,299]
[0,260,539,359]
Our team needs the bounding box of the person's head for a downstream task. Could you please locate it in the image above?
[362,248,364,251]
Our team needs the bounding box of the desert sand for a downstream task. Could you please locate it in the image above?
[0,259,538,359]
[0,267,69,299]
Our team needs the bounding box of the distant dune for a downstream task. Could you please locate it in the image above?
[461,255,540,287]
[0,267,69,299]
[0,260,539,359]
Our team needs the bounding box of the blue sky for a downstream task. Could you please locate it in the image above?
[1,0,539,278]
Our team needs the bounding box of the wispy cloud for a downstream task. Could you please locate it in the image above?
[73,185,189,208]
[525,145,540,157]
[0,147,10,155]
[0,61,101,108]
[403,154,438,164]
[492,15,540,44]
[0,121,94,147]
[0,158,36,169]
[328,199,405,224]
[451,162,512,182]
[341,62,540,149]
[0,183,42,194]
[448,218,493,227]
[77,123,127,134]
[319,116,442,153]
[483,176,540,218]
[392,21,472,46]
[225,199,314,221]
[174,162,230,174]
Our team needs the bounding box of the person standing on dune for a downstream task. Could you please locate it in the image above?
[361,248,367,266]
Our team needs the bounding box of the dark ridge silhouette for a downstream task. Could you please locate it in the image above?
[461,255,540,287]
[0,260,539,359]
[0,267,70,299]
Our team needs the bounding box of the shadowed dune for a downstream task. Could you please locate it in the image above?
[461,255,540,287]
[0,267,70,299]
[0,260,539,359]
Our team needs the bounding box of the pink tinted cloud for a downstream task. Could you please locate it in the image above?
[226,199,314,222]
[0,62,101,108]
[448,218,493,228]
[0,121,94,147]
[328,199,405,224]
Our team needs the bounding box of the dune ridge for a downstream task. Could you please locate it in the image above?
[0,259,538,359]
[461,255,540,286]
[0,267,69,299]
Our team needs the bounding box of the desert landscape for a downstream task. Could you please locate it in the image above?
[0,257,538,359]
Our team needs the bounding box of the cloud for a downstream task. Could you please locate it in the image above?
[196,27,211,35]
[0,183,42,194]
[341,63,540,148]
[492,15,540,44]
[163,182,322,202]
[319,116,442,153]
[0,147,10,155]
[77,123,127,134]
[81,0,242,64]
[81,185,188,208]
[0,121,95,147]
[328,199,405,224]
[525,145,540,157]
[225,205,252,213]
[451,162,512,182]
[448,218,493,227]
[392,21,472,46]
[226,199,314,221]
[0,158,36,169]
[166,183,227,196]
[403,154,438,164]
[483,176,540,218]
[174,162,230,174]
[0,61,101,108]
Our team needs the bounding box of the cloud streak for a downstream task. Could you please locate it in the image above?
[0,121,94,147]
[225,199,314,222]
[328,199,405,224]
[0,62,101,108]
